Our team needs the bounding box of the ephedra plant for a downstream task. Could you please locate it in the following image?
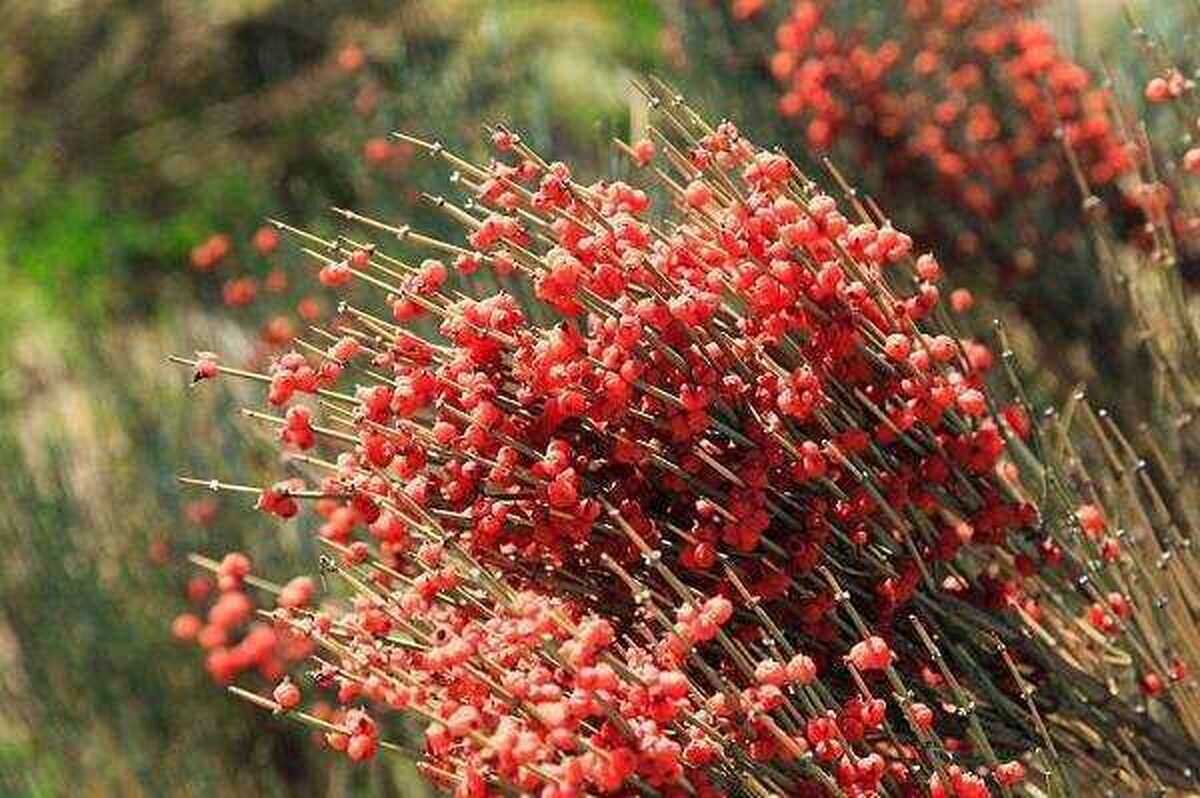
[682,0,1200,419]
[172,82,1200,797]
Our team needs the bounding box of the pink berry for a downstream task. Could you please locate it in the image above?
[273,679,301,710]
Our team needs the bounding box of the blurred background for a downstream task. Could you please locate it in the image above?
[0,0,1189,795]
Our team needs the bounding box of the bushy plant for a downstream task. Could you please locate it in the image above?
[173,86,1200,796]
[677,0,1199,421]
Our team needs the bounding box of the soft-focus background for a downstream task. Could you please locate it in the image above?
[0,0,1179,794]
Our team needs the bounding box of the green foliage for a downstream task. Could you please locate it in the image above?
[0,0,673,325]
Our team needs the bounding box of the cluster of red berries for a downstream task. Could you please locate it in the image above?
[758,0,1134,268]
[185,222,330,375]
[189,233,232,272]
[172,553,314,684]
[1139,63,1200,258]
[175,93,1200,795]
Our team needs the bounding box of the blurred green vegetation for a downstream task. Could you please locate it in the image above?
[0,0,666,315]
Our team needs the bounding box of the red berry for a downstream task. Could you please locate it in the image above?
[848,636,894,671]
[193,352,220,383]
[1141,672,1165,697]
[631,138,656,166]
[957,388,987,418]
[273,679,301,710]
[950,288,974,313]
[337,44,365,73]
[171,613,202,641]
[915,253,941,281]
[1145,77,1171,103]
[787,653,818,685]
[909,702,934,731]
[1184,148,1200,175]
[684,179,714,208]
[994,760,1026,787]
[883,333,911,362]
[1076,503,1106,539]
[252,226,280,255]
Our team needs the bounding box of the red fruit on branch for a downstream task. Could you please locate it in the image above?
[847,636,893,671]
[272,678,301,710]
